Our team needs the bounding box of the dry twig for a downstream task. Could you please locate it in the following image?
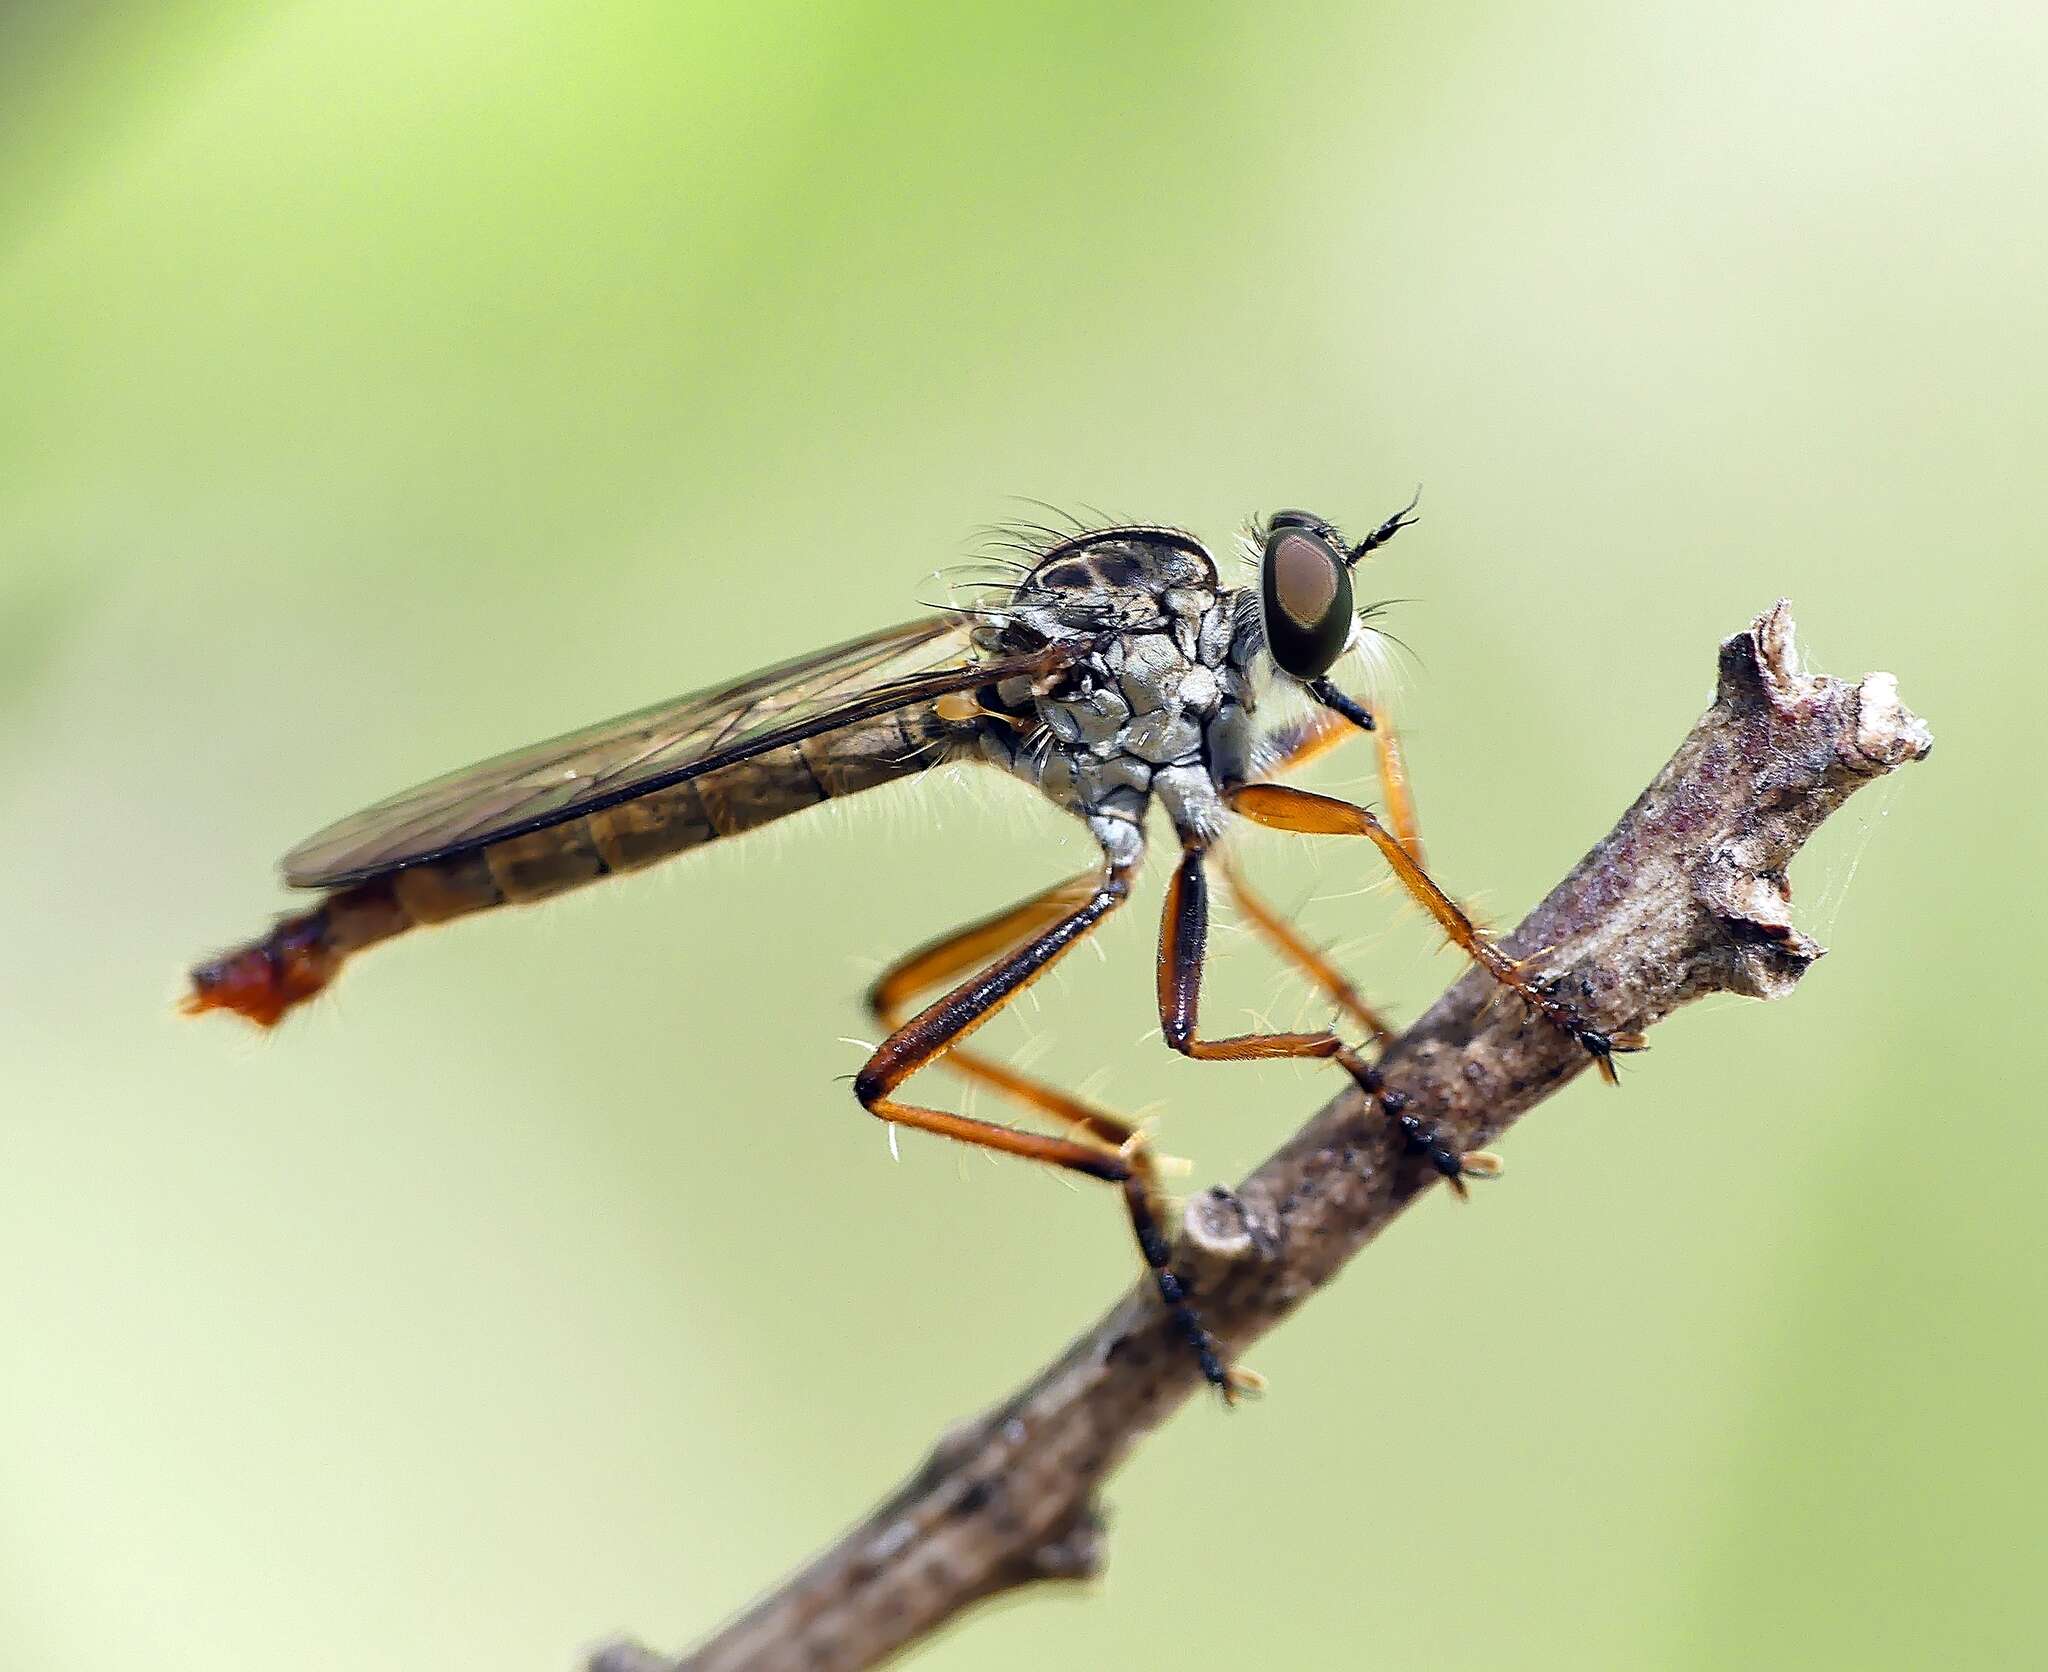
[591,602,1930,1672]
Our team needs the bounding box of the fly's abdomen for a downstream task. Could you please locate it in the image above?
[184,707,956,1026]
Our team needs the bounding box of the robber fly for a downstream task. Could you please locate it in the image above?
[187,503,1640,1398]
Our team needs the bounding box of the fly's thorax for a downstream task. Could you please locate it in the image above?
[966,524,1223,661]
[972,564,1265,840]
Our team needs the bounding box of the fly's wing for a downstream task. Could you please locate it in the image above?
[282,614,1052,888]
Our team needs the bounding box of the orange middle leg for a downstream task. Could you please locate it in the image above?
[1222,704,1422,1050]
[1373,719,1425,866]
[1212,852,1399,1051]
[1157,835,1488,1191]
[1226,782,1644,1081]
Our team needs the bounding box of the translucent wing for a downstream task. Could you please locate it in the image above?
[282,614,1044,888]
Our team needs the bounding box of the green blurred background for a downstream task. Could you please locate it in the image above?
[0,3,2036,1668]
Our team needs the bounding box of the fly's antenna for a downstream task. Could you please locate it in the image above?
[1346,486,1422,567]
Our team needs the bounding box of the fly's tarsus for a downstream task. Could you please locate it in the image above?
[1124,1172,1241,1403]
[1372,1087,1501,1200]
[1520,972,1650,1084]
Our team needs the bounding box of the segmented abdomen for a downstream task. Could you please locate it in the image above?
[185,707,956,1026]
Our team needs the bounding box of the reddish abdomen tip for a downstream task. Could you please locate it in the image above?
[183,910,339,1028]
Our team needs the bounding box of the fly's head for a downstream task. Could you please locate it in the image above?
[1240,497,1417,692]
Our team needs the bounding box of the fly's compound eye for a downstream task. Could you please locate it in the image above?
[1260,523,1354,679]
